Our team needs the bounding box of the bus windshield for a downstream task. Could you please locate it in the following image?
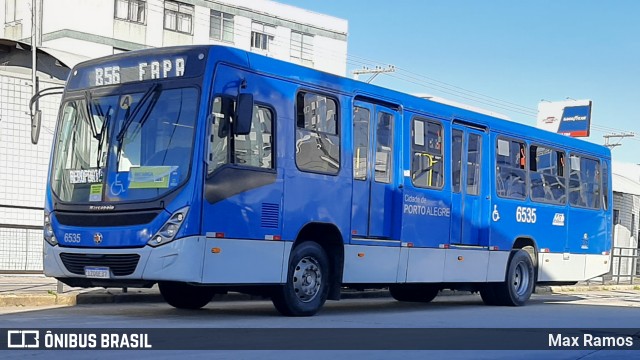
[51,87,199,203]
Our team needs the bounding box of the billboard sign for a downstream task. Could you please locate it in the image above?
[537,100,592,137]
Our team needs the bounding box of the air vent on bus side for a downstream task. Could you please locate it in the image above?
[261,203,280,229]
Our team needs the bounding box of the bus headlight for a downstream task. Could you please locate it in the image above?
[148,206,189,247]
[44,211,57,246]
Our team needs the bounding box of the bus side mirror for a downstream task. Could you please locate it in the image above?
[31,110,42,145]
[234,93,253,136]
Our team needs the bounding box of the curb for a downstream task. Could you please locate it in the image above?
[0,293,77,307]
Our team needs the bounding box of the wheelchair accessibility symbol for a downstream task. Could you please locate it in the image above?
[110,174,125,196]
[492,205,500,222]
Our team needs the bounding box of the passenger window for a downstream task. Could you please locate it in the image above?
[602,161,609,210]
[207,96,274,175]
[466,133,481,195]
[375,112,393,183]
[528,145,566,204]
[353,106,370,180]
[496,138,527,199]
[569,155,600,209]
[451,129,463,193]
[411,118,443,188]
[295,92,340,174]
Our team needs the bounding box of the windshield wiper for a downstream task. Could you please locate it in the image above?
[95,105,112,168]
[116,83,162,144]
[83,90,100,140]
[116,83,162,162]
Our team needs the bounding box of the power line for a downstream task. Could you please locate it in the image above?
[95,3,640,138]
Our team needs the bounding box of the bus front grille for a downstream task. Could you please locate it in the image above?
[59,253,140,276]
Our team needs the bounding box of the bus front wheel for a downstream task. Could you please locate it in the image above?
[159,281,215,310]
[271,241,330,317]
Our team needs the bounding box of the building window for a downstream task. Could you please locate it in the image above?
[295,92,339,174]
[210,10,234,42]
[115,0,146,24]
[291,31,314,66]
[613,209,620,225]
[251,22,275,52]
[5,0,16,23]
[164,0,194,34]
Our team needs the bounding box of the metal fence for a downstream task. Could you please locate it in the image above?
[602,245,640,285]
[0,225,43,273]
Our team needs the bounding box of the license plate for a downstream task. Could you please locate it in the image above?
[84,267,110,279]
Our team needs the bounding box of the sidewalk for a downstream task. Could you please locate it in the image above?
[0,274,638,308]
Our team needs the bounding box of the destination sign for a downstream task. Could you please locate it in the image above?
[66,48,208,91]
[92,58,185,86]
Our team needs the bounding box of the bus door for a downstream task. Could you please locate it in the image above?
[352,101,398,239]
[450,124,487,246]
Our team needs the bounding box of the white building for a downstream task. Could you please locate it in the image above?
[0,0,348,272]
[611,163,640,279]
[2,0,348,75]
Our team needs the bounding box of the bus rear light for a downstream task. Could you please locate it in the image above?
[214,232,225,238]
[265,235,281,240]
[602,251,610,255]
[148,206,189,247]
[489,246,499,251]
[541,248,550,253]
[439,244,450,249]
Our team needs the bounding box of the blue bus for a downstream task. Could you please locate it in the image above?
[30,45,612,316]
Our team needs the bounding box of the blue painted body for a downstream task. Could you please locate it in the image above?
[45,45,612,283]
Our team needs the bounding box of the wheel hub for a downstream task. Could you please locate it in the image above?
[292,256,322,303]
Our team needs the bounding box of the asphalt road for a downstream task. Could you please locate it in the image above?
[2,291,640,359]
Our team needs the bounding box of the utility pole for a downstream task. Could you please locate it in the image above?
[603,132,635,149]
[31,0,37,99]
[352,65,396,83]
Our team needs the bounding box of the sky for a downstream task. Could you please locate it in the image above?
[277,0,640,169]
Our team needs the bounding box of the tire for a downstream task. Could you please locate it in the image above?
[480,284,499,305]
[272,242,330,317]
[159,281,215,310]
[389,284,439,303]
[493,250,535,306]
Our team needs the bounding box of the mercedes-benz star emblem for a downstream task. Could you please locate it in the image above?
[93,233,103,245]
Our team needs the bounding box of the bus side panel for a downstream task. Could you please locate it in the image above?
[343,245,401,283]
[489,133,567,253]
[442,249,489,282]
[280,91,352,243]
[202,238,291,284]
[538,253,586,281]
[405,248,445,282]
[202,65,287,242]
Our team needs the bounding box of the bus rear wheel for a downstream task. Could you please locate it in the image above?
[491,250,534,306]
[389,284,439,302]
[271,241,330,317]
[159,281,215,310]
